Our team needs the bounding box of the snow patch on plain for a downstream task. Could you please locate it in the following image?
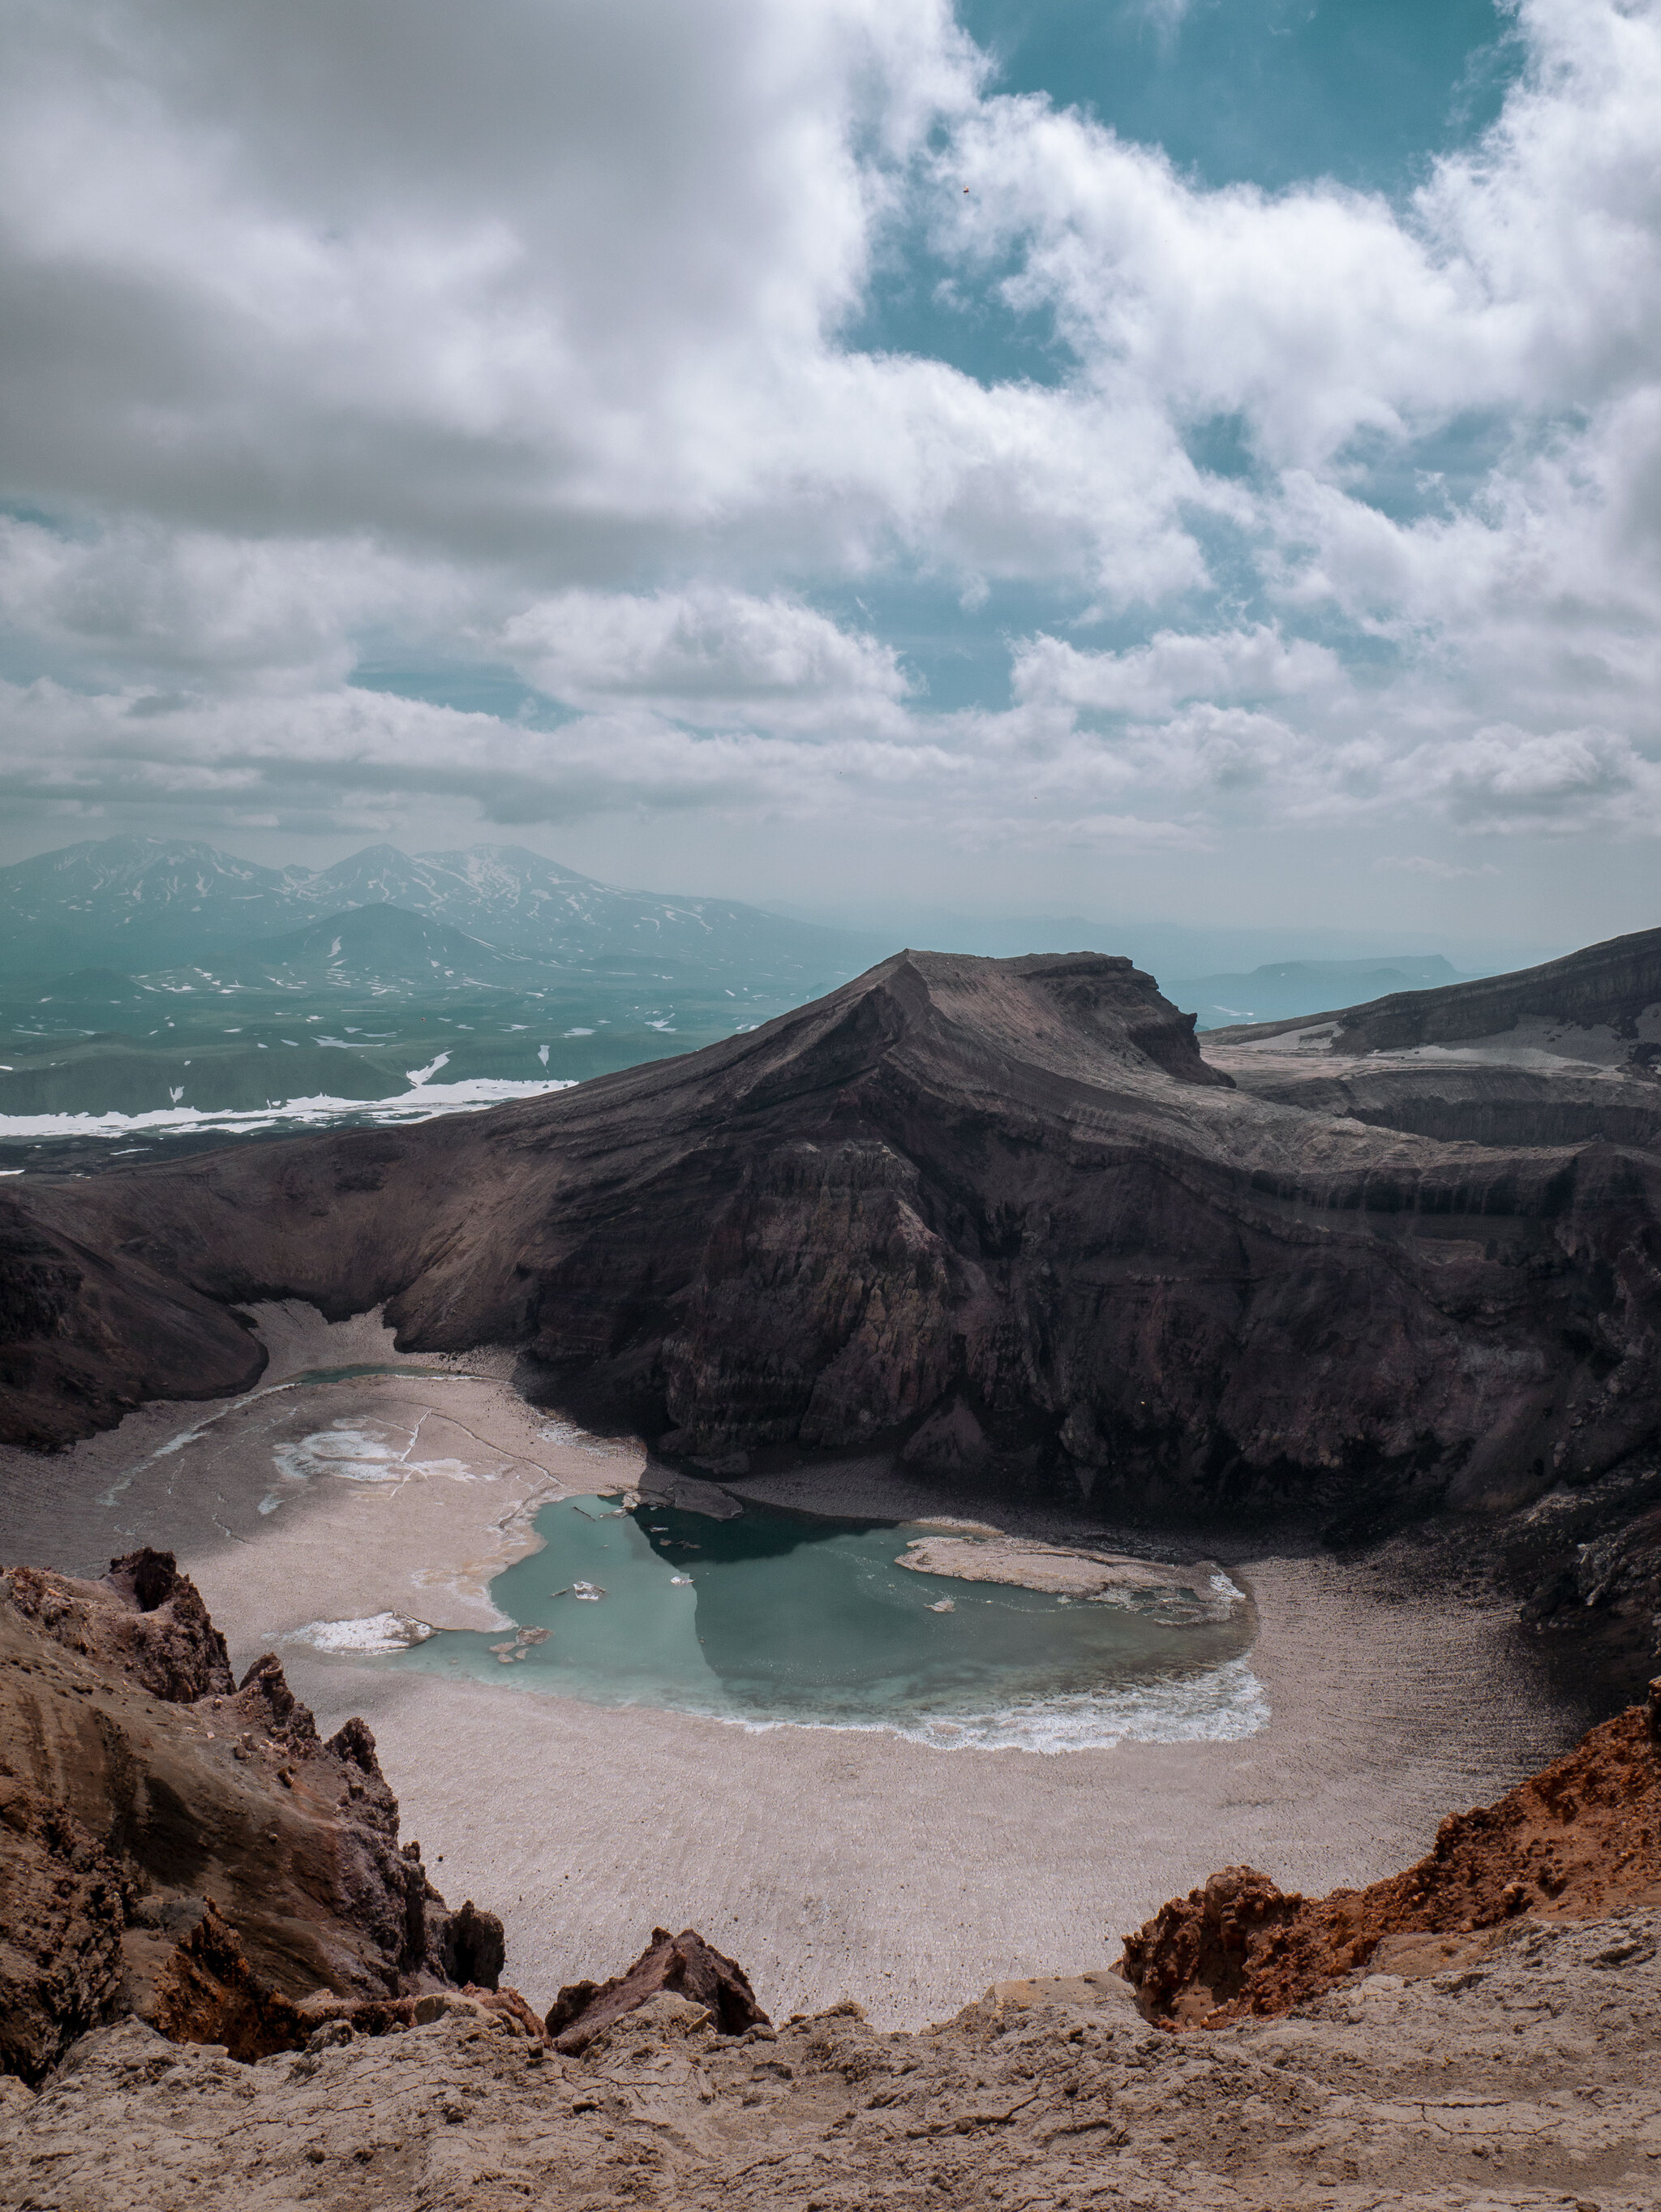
[0,1073,576,1143]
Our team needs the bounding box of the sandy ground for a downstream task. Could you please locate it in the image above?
[0,1301,640,1636]
[0,1303,1586,2033]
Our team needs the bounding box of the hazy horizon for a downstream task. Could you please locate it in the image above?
[0,828,1579,978]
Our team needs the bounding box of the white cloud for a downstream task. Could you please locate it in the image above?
[0,0,1657,901]
[0,515,457,689]
[1384,723,1661,835]
[1375,856,1502,880]
[499,587,913,736]
[1012,626,1342,716]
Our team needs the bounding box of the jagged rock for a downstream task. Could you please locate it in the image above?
[3,1550,234,1703]
[0,1557,503,2081]
[545,1926,769,2055]
[4,1915,1659,2209]
[0,1780,130,2085]
[1122,1699,1661,2026]
[148,1905,530,2060]
[431,1898,506,1992]
[150,1903,311,2064]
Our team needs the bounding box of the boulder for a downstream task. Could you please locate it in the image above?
[545,1926,769,2055]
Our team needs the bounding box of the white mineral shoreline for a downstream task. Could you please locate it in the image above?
[0,1303,1584,2034]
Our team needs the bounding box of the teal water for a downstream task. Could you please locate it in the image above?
[392,1499,1268,1753]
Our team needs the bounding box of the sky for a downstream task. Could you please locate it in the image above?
[2,0,1659,957]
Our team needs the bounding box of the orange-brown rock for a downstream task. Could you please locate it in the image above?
[1122,1683,1661,2026]
[545,1926,770,2054]
[148,1903,536,2061]
[0,1553,504,2082]
[150,1902,312,2063]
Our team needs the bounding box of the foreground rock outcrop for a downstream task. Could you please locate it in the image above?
[3,1913,1658,2210]
[5,1562,1661,2208]
[545,1925,770,2055]
[2,943,1659,1559]
[0,1549,505,2081]
[1122,1682,1661,2027]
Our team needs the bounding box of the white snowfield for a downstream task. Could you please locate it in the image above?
[0,1072,577,1145]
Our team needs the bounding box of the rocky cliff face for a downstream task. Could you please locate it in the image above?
[0,1550,504,2083]
[1122,1685,1661,2027]
[4,1558,1661,2208]
[1,949,1659,1556]
[1210,921,1661,1060]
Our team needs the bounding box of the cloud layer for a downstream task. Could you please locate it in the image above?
[1,0,1658,917]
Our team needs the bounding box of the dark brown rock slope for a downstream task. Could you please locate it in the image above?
[0,1549,504,2082]
[2,948,1659,1543]
[1206,926,1661,1155]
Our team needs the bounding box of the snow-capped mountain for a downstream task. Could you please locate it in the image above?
[168,903,538,991]
[0,839,314,969]
[0,837,883,982]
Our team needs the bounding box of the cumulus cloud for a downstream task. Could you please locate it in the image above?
[0,0,1656,896]
[497,588,913,735]
[1011,627,1342,717]
[1384,724,1661,835]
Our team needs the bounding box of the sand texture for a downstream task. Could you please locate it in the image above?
[0,1302,1590,2034]
[0,1301,642,1636]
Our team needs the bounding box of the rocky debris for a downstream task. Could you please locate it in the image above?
[1122,1697,1661,2026]
[0,1557,504,2081]
[544,1926,770,2055]
[2,1912,1659,2210]
[3,1549,234,1703]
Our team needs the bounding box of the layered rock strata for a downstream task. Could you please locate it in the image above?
[1,947,1657,1561]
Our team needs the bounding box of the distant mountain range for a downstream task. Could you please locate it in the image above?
[1169,956,1468,1030]
[0,837,886,985]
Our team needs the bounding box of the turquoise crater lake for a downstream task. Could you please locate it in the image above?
[388,1497,1267,1753]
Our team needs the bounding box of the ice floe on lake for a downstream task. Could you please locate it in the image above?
[287,1612,436,1655]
